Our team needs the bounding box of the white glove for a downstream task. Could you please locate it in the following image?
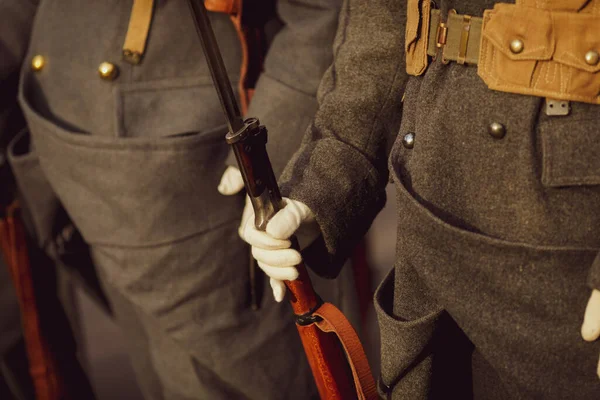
[239,197,320,302]
[217,165,245,195]
[218,166,320,302]
[581,289,600,378]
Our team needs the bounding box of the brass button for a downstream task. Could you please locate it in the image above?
[98,62,119,81]
[402,132,415,149]
[488,122,506,139]
[585,50,599,66]
[509,39,524,54]
[31,55,46,72]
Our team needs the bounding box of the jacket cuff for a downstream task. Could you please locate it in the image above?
[280,138,388,278]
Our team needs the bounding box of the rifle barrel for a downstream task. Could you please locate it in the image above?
[187,0,245,133]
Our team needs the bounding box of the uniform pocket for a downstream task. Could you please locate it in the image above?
[389,145,600,398]
[375,268,444,399]
[540,106,600,187]
[18,74,252,361]
[20,87,237,247]
[116,77,231,138]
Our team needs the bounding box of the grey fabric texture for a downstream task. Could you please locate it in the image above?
[0,0,348,398]
[278,0,600,398]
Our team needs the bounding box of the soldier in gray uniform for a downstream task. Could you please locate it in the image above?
[242,0,600,398]
[0,1,349,399]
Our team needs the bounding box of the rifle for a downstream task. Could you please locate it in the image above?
[186,2,378,398]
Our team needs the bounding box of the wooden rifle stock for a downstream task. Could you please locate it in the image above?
[0,202,65,400]
[187,1,378,398]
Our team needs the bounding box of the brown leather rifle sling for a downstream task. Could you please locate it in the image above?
[186,1,378,398]
[0,202,64,400]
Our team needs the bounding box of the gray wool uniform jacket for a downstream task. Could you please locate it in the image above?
[0,1,343,399]
[279,0,600,398]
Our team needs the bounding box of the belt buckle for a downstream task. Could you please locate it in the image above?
[437,9,457,64]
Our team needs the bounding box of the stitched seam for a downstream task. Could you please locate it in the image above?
[548,61,557,84]
[491,47,500,85]
[533,61,544,89]
[542,128,552,185]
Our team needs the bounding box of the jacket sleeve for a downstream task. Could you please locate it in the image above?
[0,0,38,198]
[226,0,343,177]
[278,0,409,278]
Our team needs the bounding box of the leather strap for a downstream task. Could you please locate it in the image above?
[313,303,378,400]
[123,0,155,64]
[205,0,240,14]
[206,0,275,113]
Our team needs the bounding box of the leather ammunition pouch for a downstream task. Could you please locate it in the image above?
[406,0,600,105]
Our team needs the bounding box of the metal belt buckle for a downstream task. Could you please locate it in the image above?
[440,9,457,64]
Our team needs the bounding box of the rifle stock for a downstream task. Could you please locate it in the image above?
[188,1,377,398]
[0,203,66,400]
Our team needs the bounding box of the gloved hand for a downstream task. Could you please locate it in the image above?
[581,289,600,378]
[218,166,320,302]
[239,197,319,302]
[217,165,245,195]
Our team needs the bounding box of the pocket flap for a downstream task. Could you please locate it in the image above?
[374,268,444,389]
[540,115,600,187]
[553,12,600,73]
[483,4,554,61]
